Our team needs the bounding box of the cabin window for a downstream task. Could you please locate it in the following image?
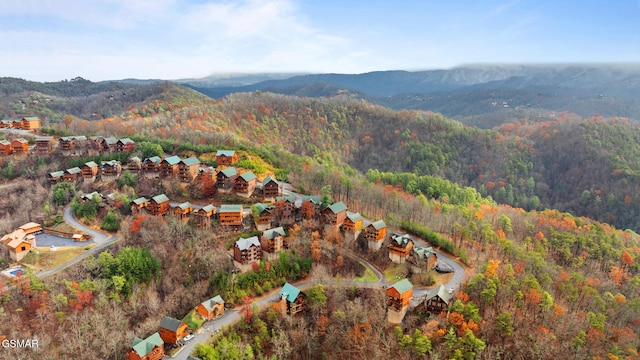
[21,246,26,251]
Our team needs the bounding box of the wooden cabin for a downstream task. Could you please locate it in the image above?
[233,236,262,265]
[0,140,12,155]
[216,167,238,191]
[11,119,22,129]
[19,222,42,236]
[253,203,274,230]
[128,332,164,360]
[215,150,238,165]
[408,246,438,272]
[63,167,82,183]
[193,204,216,228]
[365,220,387,242]
[35,136,55,155]
[48,171,64,184]
[389,233,414,264]
[196,295,225,321]
[300,196,322,221]
[126,156,142,171]
[260,226,285,254]
[116,138,135,152]
[81,161,99,182]
[130,197,149,215]
[87,136,103,156]
[160,155,181,178]
[262,176,279,199]
[424,285,454,313]
[141,156,161,178]
[11,138,29,154]
[100,136,118,152]
[3,233,33,261]
[274,196,296,224]
[342,211,363,232]
[158,316,189,345]
[194,167,216,196]
[279,282,306,316]
[0,120,12,129]
[58,136,75,155]
[148,194,170,216]
[172,202,193,220]
[235,171,257,197]
[178,157,201,182]
[386,278,413,310]
[21,116,41,130]
[219,204,243,227]
[322,201,348,226]
[100,160,122,180]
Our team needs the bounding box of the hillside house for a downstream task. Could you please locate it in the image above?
[130,197,149,215]
[322,201,348,226]
[141,156,161,178]
[0,120,12,129]
[261,226,285,260]
[11,119,22,129]
[300,196,322,221]
[21,116,41,130]
[11,138,29,154]
[274,196,296,225]
[172,202,192,220]
[100,136,118,153]
[81,161,99,182]
[1,230,34,262]
[125,156,142,172]
[196,295,225,321]
[58,136,76,155]
[81,191,102,203]
[100,160,122,180]
[35,136,55,155]
[219,204,243,227]
[63,167,82,183]
[216,167,238,191]
[253,203,274,231]
[235,171,257,197]
[106,193,122,207]
[215,150,238,165]
[158,316,189,345]
[279,282,306,316]
[193,204,216,228]
[386,278,413,310]
[262,176,279,200]
[408,246,438,273]
[148,194,170,216]
[48,171,64,184]
[365,219,387,251]
[194,167,216,196]
[389,233,414,264]
[128,332,164,360]
[342,211,363,233]
[424,285,454,313]
[160,155,181,178]
[19,222,42,236]
[233,236,262,265]
[178,157,201,182]
[116,138,135,152]
[0,140,12,155]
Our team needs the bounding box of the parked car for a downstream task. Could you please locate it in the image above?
[183,333,194,342]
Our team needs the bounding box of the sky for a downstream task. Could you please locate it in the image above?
[1,0,640,82]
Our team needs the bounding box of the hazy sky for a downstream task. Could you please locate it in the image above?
[2,0,640,82]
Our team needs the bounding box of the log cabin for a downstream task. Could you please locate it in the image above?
[178,157,201,182]
[148,194,170,216]
[0,140,12,155]
[386,278,413,310]
[35,136,55,155]
[0,120,12,129]
[159,155,181,178]
[141,156,161,178]
[216,167,238,191]
[279,282,306,316]
[100,136,118,153]
[388,233,414,264]
[130,197,149,215]
[260,226,285,254]
[158,316,189,345]
[100,160,122,180]
[63,167,82,183]
[11,119,22,129]
[408,246,438,273]
[424,285,454,313]
[19,222,42,236]
[20,116,41,130]
[194,167,216,196]
[219,204,243,227]
[126,156,142,172]
[262,176,279,199]
[235,171,257,197]
[215,150,238,165]
[322,201,348,226]
[365,219,387,251]
[116,138,135,152]
[300,196,322,221]
[233,236,262,265]
[58,136,75,155]
[342,211,363,232]
[196,295,225,321]
[128,332,164,360]
[253,203,274,230]
[11,138,29,154]
[274,196,296,224]
[172,202,192,220]
[3,234,33,261]
[48,171,64,184]
[193,204,216,228]
[81,161,99,182]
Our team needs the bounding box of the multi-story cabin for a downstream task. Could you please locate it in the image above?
[274,196,296,224]
[0,140,13,155]
[386,278,413,310]
[194,166,216,197]
[21,116,41,130]
[48,170,64,185]
[260,226,285,259]
[172,202,192,220]
[158,316,189,345]
[196,295,225,321]
[342,212,363,232]
[193,204,216,228]
[160,155,181,178]
[388,233,414,264]
[130,197,149,215]
[233,236,262,265]
[0,120,12,129]
[11,138,29,154]
[1,230,34,261]
[216,167,238,191]
[300,196,322,221]
[126,156,142,171]
[58,136,76,155]
[11,119,22,129]
[322,201,348,226]
[219,204,243,227]
[178,157,201,182]
[215,150,238,165]
[100,136,118,153]
[128,332,164,360]
[141,156,161,178]
[63,167,82,183]
[424,285,454,313]
[365,219,387,250]
[116,138,135,152]
[408,246,438,273]
[100,160,122,180]
[35,136,55,155]
[262,176,279,200]
[81,161,99,182]
[148,194,170,216]
[253,203,274,231]
[279,282,306,316]
[235,171,257,197]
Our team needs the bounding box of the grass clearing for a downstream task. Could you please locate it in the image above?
[353,262,378,282]
[384,263,409,282]
[22,245,94,271]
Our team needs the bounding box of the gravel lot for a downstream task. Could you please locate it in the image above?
[35,233,95,247]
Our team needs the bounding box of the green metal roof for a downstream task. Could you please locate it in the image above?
[279,282,301,303]
[429,285,454,305]
[276,195,296,203]
[131,332,163,357]
[162,155,181,165]
[413,246,436,260]
[370,219,386,230]
[263,226,285,240]
[35,136,53,141]
[49,171,64,177]
[118,137,135,144]
[84,161,98,168]
[101,160,120,167]
[301,196,322,204]
[239,171,257,181]
[144,156,161,164]
[328,201,347,213]
[132,197,148,205]
[66,167,82,175]
[391,233,413,246]
[201,295,225,311]
[390,278,413,294]
[216,150,236,157]
[152,194,169,203]
[262,175,277,185]
[220,167,238,177]
[181,157,201,166]
[22,116,40,121]
[346,212,363,222]
[175,202,192,210]
[103,136,118,145]
[220,204,242,213]
[200,204,216,213]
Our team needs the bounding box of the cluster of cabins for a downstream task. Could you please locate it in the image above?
[385,278,456,323]
[48,159,125,185]
[0,116,41,130]
[0,223,42,261]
